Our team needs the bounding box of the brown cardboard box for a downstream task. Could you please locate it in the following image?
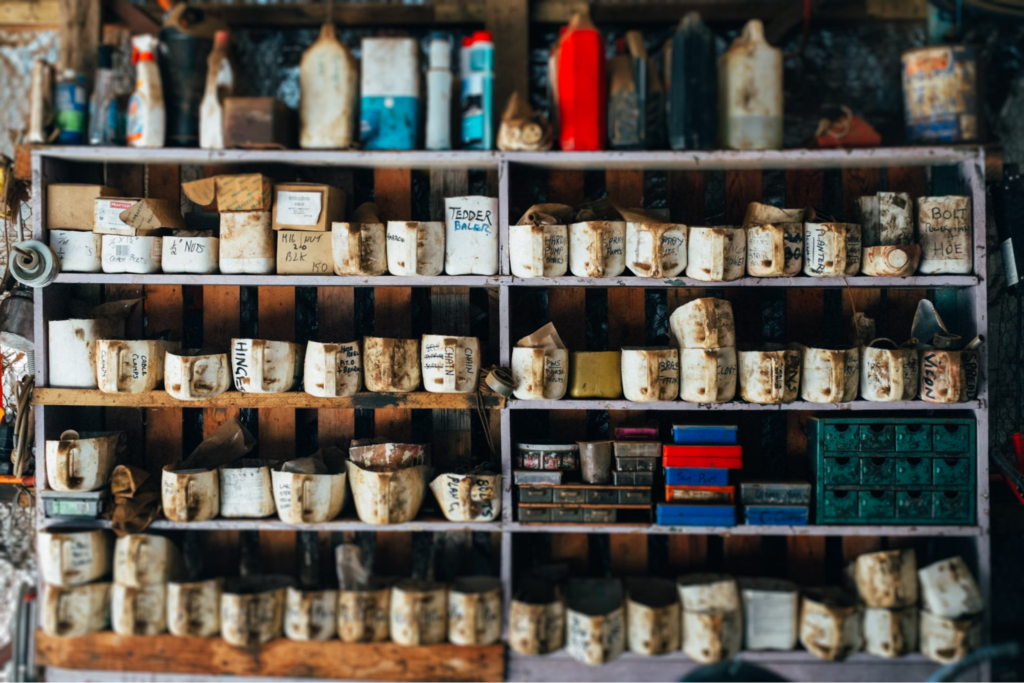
[95,198,186,236]
[181,174,274,211]
[277,231,334,274]
[48,184,121,231]
[272,183,346,232]
[224,98,294,149]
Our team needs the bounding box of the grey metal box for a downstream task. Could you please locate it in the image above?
[519,508,552,522]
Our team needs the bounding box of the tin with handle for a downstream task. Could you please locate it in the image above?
[390,580,447,646]
[568,221,626,278]
[304,340,361,398]
[338,581,391,643]
[111,582,168,635]
[231,338,303,393]
[48,317,125,388]
[798,345,859,403]
[41,581,111,638]
[221,576,290,648]
[429,472,501,522]
[921,349,964,404]
[114,533,180,587]
[624,221,687,278]
[161,465,219,522]
[363,336,421,393]
[421,335,480,394]
[739,578,799,651]
[621,347,679,402]
[220,211,274,275]
[799,589,864,662]
[625,577,680,656]
[737,344,801,404]
[38,529,111,587]
[271,465,347,524]
[96,339,180,393]
[855,192,914,247]
[386,221,445,276]
[509,579,565,656]
[686,227,746,281]
[448,576,502,646]
[218,459,276,519]
[804,222,861,277]
[679,347,737,404]
[285,586,339,641]
[333,221,387,276]
[509,224,567,278]
[164,348,230,401]
[669,297,736,349]
[917,196,973,274]
[512,347,568,400]
[861,338,908,403]
[167,577,223,637]
[347,461,429,525]
[746,224,801,277]
[565,579,625,666]
[45,430,121,492]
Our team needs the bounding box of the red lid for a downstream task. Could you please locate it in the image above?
[472,30,493,44]
[462,36,472,47]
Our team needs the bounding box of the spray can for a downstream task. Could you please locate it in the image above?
[55,70,87,145]
[461,31,494,150]
[426,33,453,151]
[127,34,166,148]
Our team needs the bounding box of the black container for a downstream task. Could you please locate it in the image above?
[159,6,215,147]
[668,12,717,151]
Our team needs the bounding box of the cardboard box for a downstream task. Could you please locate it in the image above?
[48,184,121,231]
[272,183,345,232]
[181,174,273,211]
[224,97,294,149]
[277,231,333,274]
[94,198,185,236]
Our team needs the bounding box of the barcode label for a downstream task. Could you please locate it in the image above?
[115,245,129,256]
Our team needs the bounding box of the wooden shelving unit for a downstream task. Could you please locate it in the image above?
[30,146,990,682]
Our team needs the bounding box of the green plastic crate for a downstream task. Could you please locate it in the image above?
[809,416,976,525]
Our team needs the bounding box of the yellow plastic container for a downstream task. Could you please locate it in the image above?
[569,351,623,398]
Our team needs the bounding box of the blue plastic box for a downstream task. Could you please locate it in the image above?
[656,504,736,526]
[672,425,738,445]
[744,506,809,526]
[665,468,729,486]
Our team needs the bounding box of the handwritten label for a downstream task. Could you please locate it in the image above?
[448,205,494,235]
[278,232,332,273]
[233,339,250,390]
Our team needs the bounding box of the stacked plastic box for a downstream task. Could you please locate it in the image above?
[657,425,740,526]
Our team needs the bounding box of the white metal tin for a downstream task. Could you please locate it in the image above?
[421,334,480,393]
[38,529,111,586]
[50,230,102,272]
[737,345,801,404]
[799,589,864,662]
[686,227,746,281]
[799,345,859,403]
[390,580,447,646]
[739,578,799,651]
[444,196,499,275]
[448,576,502,646]
[101,235,162,274]
[861,339,908,403]
[221,578,288,648]
[45,430,120,492]
[625,222,687,278]
[346,461,429,525]
[48,317,124,388]
[363,336,421,392]
[854,548,918,609]
[430,472,501,522]
[113,533,180,587]
[167,578,222,637]
[679,347,738,404]
[231,338,303,393]
[921,349,964,404]
[40,581,110,637]
[509,224,568,278]
[677,574,740,612]
[271,467,347,524]
[386,221,445,276]
[919,610,980,664]
[620,347,679,402]
[111,582,168,635]
[625,578,680,656]
[162,236,219,274]
[746,223,801,277]
[96,339,179,393]
[285,586,339,641]
[164,349,230,401]
[917,196,972,274]
[304,340,361,398]
[220,211,275,275]
[338,585,391,643]
[864,606,918,658]
[512,347,568,400]
[565,580,625,666]
[682,609,743,663]
[332,222,387,276]
[669,297,736,349]
[161,465,219,523]
[219,460,276,519]
[568,221,626,278]
[917,556,983,619]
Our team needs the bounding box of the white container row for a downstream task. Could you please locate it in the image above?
[511,562,982,666]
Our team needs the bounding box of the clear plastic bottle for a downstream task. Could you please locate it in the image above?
[127,34,166,148]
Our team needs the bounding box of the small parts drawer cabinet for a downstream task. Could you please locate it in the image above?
[809,417,975,525]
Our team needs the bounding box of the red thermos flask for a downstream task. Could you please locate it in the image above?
[555,11,606,151]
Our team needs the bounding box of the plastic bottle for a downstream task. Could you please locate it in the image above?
[555,11,606,151]
[159,4,221,147]
[718,19,782,150]
[360,37,419,150]
[200,30,234,149]
[299,23,357,149]
[55,69,87,145]
[27,60,52,144]
[426,33,453,151]
[461,31,494,150]
[89,46,117,146]
[667,12,717,150]
[127,34,166,148]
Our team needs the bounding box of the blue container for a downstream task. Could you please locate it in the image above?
[55,73,87,145]
[744,506,809,526]
[360,97,419,151]
[657,504,736,526]
[672,425,738,445]
[665,467,728,486]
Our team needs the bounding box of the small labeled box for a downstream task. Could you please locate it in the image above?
[277,231,334,274]
[273,183,346,232]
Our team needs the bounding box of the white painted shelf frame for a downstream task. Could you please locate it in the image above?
[30,146,990,682]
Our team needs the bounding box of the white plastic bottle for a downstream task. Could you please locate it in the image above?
[718,19,782,150]
[299,23,358,149]
[127,34,166,148]
[426,33,452,151]
[199,30,234,150]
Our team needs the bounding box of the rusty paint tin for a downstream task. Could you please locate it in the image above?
[625,577,680,656]
[901,46,979,143]
[448,577,502,646]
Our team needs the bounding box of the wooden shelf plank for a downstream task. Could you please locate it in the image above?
[33,388,505,409]
[35,631,504,682]
[39,516,500,533]
[507,398,979,411]
[505,523,984,536]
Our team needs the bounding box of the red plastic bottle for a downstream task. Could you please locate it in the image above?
[555,11,606,151]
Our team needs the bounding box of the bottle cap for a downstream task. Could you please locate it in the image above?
[214,30,231,48]
[471,30,493,44]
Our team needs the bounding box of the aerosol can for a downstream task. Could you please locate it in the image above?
[461,31,494,150]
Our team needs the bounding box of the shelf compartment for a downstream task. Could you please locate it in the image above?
[33,388,506,409]
[35,631,504,682]
[39,516,499,533]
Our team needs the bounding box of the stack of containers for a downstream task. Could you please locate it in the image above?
[677,574,743,663]
[182,173,276,274]
[38,529,111,637]
[657,425,740,526]
[111,534,180,636]
[917,556,984,664]
[612,426,659,486]
[739,480,811,525]
[852,549,919,658]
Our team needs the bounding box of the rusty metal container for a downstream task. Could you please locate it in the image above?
[230,338,303,394]
[864,606,918,658]
[218,459,276,519]
[625,577,680,656]
[624,221,687,278]
[918,556,983,619]
[621,347,679,402]
[346,461,429,525]
[798,345,859,404]
[220,576,290,648]
[669,297,736,349]
[167,578,222,637]
[421,335,481,394]
[390,580,447,646]
[338,581,391,643]
[679,347,737,403]
[686,227,746,281]
[566,579,625,665]
[901,46,979,144]
[162,465,219,522]
[271,465,347,524]
[165,349,230,401]
[917,196,972,274]
[363,336,421,393]
[304,340,361,398]
[853,548,918,609]
[349,440,430,470]
[45,430,121,492]
[429,472,501,522]
[737,344,801,404]
[448,576,502,646]
[799,588,863,661]
[40,582,111,637]
[855,192,914,247]
[512,347,568,400]
[95,339,180,393]
[509,578,565,656]
[113,533,180,587]
[38,529,111,587]
[803,222,861,277]
[739,578,799,651]
[919,609,980,664]
[921,349,964,404]
[568,221,626,278]
[111,583,168,635]
[509,223,568,278]
[285,586,338,641]
[682,608,743,663]
[220,211,275,275]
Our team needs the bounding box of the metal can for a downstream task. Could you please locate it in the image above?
[901,46,979,143]
[55,70,87,145]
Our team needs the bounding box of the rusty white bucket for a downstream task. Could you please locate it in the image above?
[797,345,859,403]
[221,576,290,648]
[854,548,918,609]
[803,223,861,277]
[96,339,180,393]
[386,221,445,276]
[861,339,908,403]
[509,224,568,278]
[677,574,740,612]
[219,459,276,519]
[621,347,679,402]
[349,441,430,469]
[625,578,680,656]
[921,349,964,404]
[338,583,391,643]
[114,534,180,587]
[512,347,568,400]
[40,581,110,637]
[332,222,387,276]
[737,344,801,404]
[448,576,502,646]
[346,461,429,525]
[917,196,972,275]
[799,589,864,661]
[682,609,743,663]
[162,465,219,522]
[285,586,339,641]
[918,556,983,619]
[679,347,737,403]
[864,606,918,658]
[167,578,223,637]
[444,196,499,276]
[162,236,219,274]
[863,245,921,277]
[38,529,111,586]
[101,235,162,274]
[686,227,746,282]
[509,583,564,656]
[111,582,168,635]
[625,222,687,278]
[669,297,736,349]
[746,224,802,277]
[566,579,625,666]
[920,610,980,664]
[45,430,121,492]
[231,338,303,393]
[220,211,274,275]
[271,466,347,524]
[363,336,421,392]
[568,221,626,278]
[48,318,125,388]
[739,578,800,651]
[165,349,230,401]
[50,230,102,272]
[304,340,361,398]
[390,580,448,646]
[855,192,914,247]
[429,472,501,522]
[421,335,480,394]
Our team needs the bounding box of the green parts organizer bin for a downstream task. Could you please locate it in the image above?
[808,417,976,525]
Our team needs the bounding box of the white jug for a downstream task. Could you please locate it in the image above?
[96,339,180,393]
[113,533,180,587]
[390,580,448,646]
[50,230,101,272]
[49,318,124,388]
[686,227,746,281]
[220,211,275,275]
[679,347,737,403]
[162,236,219,274]
[568,221,626,278]
[799,345,859,403]
[625,222,687,278]
[737,345,801,404]
[444,196,499,275]
[669,297,736,349]
[164,348,230,401]
[854,549,918,609]
[167,578,222,637]
[386,221,445,276]
[620,347,679,402]
[161,465,219,522]
[917,196,972,274]
[285,586,338,641]
[512,347,568,400]
[45,430,121,492]
[719,19,783,150]
[304,340,361,398]
[421,334,480,393]
[231,338,303,393]
[38,529,111,586]
[101,235,162,274]
[363,337,421,392]
[509,224,568,278]
[111,583,167,635]
[271,466,347,524]
[219,459,276,519]
[333,222,387,276]
[448,577,502,646]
